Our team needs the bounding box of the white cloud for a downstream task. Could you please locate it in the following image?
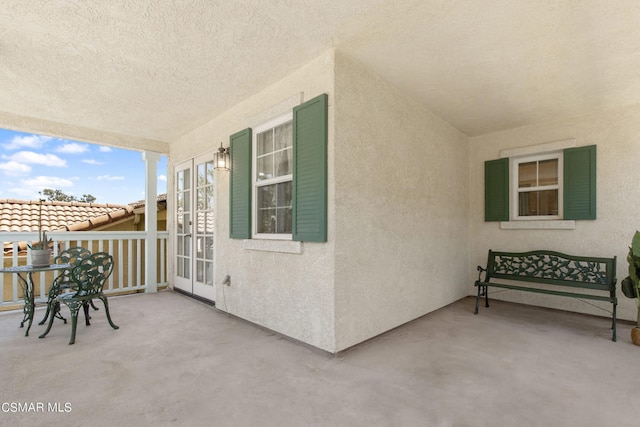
[2,135,52,150]
[82,159,104,165]
[96,175,125,181]
[56,142,89,154]
[158,174,167,181]
[98,146,112,152]
[23,176,74,188]
[4,151,67,167]
[7,175,75,199]
[0,161,31,176]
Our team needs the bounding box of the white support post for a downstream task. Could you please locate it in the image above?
[142,151,161,293]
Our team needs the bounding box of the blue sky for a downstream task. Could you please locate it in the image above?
[0,129,167,205]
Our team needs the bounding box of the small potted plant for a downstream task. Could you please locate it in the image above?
[621,230,640,345]
[28,198,52,267]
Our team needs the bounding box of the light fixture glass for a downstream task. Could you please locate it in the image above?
[214,143,229,171]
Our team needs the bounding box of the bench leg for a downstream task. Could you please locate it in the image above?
[474,283,481,314]
[484,285,489,308]
[612,301,617,342]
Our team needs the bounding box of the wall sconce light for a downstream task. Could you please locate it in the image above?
[214,143,230,171]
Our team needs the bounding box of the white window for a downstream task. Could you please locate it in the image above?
[512,152,562,220]
[252,113,293,239]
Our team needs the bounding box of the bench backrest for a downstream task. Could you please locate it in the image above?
[485,250,617,291]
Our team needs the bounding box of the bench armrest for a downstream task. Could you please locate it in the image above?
[476,265,487,283]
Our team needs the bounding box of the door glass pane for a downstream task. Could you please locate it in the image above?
[197,163,205,186]
[205,236,213,259]
[196,236,204,259]
[205,261,213,285]
[196,260,204,283]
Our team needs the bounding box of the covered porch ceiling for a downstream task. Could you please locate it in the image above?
[1,1,639,147]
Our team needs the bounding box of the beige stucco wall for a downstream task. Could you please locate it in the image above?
[170,51,337,352]
[469,104,640,323]
[333,52,470,351]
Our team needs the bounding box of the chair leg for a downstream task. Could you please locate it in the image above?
[38,301,58,339]
[90,299,99,311]
[98,295,119,330]
[67,302,81,345]
[83,302,91,326]
[38,299,52,325]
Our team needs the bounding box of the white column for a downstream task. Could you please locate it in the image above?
[142,151,161,293]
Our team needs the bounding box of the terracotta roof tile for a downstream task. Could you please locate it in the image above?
[0,199,134,232]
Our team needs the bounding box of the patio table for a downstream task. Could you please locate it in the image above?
[0,263,72,336]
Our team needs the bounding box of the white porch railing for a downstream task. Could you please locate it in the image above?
[1,231,169,309]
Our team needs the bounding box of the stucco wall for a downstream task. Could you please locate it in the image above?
[333,52,470,351]
[469,104,640,323]
[169,51,337,352]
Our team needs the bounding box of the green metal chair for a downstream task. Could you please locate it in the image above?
[40,252,119,345]
[38,246,92,326]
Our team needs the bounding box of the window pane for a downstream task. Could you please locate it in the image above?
[274,122,292,150]
[257,208,276,233]
[538,189,558,215]
[539,159,558,186]
[257,129,273,156]
[518,190,558,216]
[257,155,274,181]
[275,148,292,177]
[277,181,292,208]
[518,162,537,188]
[277,207,293,233]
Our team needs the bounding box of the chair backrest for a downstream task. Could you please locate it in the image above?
[71,252,114,296]
[55,246,92,268]
[51,247,92,287]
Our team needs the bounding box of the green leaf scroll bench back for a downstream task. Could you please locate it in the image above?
[474,249,617,341]
[39,252,119,345]
[38,246,92,326]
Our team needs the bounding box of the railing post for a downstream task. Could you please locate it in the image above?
[143,151,161,293]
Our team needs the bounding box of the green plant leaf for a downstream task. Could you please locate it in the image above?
[621,276,638,299]
[632,231,640,257]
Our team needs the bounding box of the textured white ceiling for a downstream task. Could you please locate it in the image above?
[1,0,640,143]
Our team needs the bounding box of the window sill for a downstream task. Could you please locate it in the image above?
[500,220,576,230]
[243,239,302,254]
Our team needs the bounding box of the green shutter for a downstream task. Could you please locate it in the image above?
[229,128,252,239]
[564,145,596,220]
[292,94,328,242]
[485,158,509,222]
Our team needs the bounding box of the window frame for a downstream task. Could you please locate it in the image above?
[511,151,563,221]
[251,112,294,240]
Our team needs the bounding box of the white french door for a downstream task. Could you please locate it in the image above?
[173,153,216,302]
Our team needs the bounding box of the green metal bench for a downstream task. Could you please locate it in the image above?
[474,249,617,341]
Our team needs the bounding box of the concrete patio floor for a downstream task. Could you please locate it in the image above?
[1,290,638,427]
